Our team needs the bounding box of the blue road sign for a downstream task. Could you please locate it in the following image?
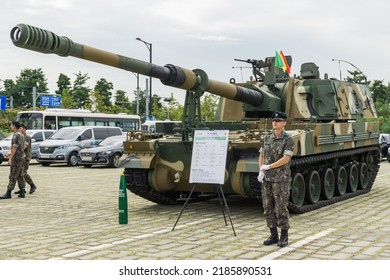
[40,95,61,108]
[50,96,61,107]
[40,95,50,107]
[0,96,6,110]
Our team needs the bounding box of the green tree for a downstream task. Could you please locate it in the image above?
[87,90,109,113]
[14,68,48,108]
[131,89,147,116]
[201,93,219,121]
[345,70,368,85]
[56,73,71,95]
[164,95,182,121]
[370,79,390,104]
[113,89,132,113]
[60,88,77,109]
[94,78,113,107]
[0,108,19,133]
[368,79,390,133]
[151,94,164,119]
[71,71,90,108]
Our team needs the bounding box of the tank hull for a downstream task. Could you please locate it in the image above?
[124,121,380,213]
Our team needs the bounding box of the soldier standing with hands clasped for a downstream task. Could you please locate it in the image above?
[258,111,294,247]
[0,121,26,199]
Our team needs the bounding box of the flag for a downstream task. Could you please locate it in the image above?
[274,50,291,75]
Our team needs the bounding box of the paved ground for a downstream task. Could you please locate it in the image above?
[0,160,389,260]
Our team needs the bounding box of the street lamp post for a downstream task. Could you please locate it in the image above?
[131,72,140,115]
[332,59,368,84]
[136,37,152,115]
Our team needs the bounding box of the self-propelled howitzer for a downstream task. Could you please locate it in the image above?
[11,23,381,213]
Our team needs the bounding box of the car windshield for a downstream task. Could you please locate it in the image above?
[49,128,82,140]
[99,135,126,146]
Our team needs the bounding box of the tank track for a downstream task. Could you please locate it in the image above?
[124,169,215,205]
[250,146,380,214]
[125,146,380,213]
[287,146,380,213]
[124,169,179,205]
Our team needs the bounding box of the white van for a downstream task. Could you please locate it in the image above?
[37,126,122,166]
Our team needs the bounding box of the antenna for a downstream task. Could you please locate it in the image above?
[332,59,367,84]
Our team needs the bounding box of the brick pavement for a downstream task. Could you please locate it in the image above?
[0,160,389,260]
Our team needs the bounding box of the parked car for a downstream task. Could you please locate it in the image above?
[380,133,390,160]
[79,134,127,168]
[37,126,123,166]
[0,130,55,164]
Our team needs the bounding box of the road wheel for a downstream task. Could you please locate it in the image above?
[321,168,335,200]
[109,153,121,168]
[335,166,347,196]
[67,152,79,166]
[305,170,321,204]
[347,164,359,192]
[358,162,369,189]
[290,173,305,208]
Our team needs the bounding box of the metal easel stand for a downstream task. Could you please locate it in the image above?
[172,183,236,236]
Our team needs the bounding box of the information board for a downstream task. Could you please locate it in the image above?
[189,130,229,184]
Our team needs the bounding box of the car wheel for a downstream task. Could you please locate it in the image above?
[110,153,121,168]
[67,152,79,166]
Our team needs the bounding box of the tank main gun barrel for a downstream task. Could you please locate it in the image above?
[10,23,263,106]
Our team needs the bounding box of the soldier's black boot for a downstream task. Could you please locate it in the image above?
[263,227,279,245]
[0,190,12,199]
[29,184,37,194]
[277,229,288,247]
[18,189,26,198]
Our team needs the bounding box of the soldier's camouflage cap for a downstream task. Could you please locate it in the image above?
[271,111,287,120]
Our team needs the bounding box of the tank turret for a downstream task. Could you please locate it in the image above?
[11,23,381,213]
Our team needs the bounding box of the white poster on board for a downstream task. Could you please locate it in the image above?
[189,130,229,184]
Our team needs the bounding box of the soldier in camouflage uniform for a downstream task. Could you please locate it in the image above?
[15,124,37,195]
[258,111,294,247]
[0,121,26,199]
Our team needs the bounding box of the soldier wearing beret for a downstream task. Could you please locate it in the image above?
[258,111,294,247]
[0,121,26,199]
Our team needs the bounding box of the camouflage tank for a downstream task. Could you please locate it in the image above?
[11,24,381,213]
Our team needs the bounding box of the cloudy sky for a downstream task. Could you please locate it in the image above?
[1,0,389,104]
